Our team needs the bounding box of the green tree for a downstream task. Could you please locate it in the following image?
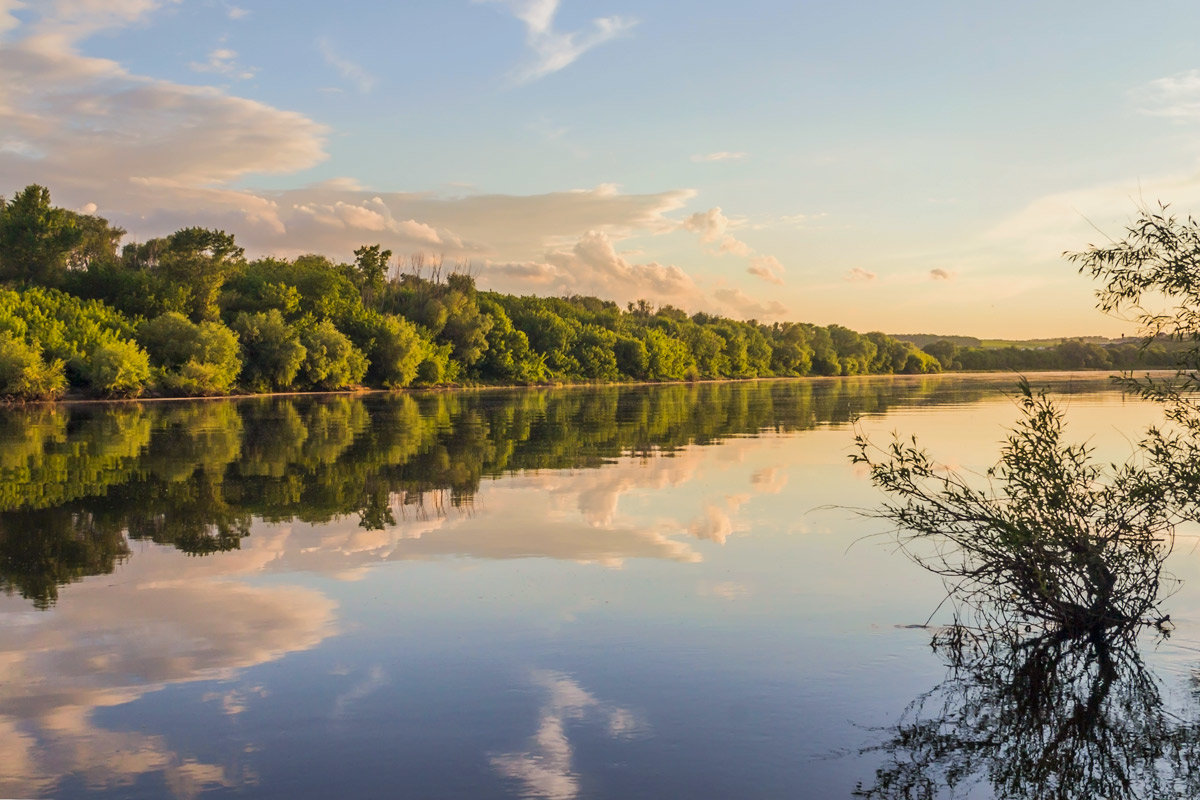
[156,228,245,322]
[0,185,82,286]
[297,318,368,390]
[138,312,242,395]
[352,244,391,309]
[232,309,306,392]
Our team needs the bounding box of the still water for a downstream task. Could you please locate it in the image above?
[2,375,1199,798]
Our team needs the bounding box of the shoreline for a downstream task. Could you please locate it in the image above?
[0,368,1165,409]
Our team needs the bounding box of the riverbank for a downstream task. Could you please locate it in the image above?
[2,367,1163,408]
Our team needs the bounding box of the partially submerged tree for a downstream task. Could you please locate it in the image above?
[854,379,1178,636]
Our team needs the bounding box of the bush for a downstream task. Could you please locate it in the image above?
[83,338,150,397]
[138,312,241,395]
[0,286,139,385]
[340,310,425,388]
[413,339,457,386]
[138,312,199,368]
[0,332,66,399]
[298,318,367,390]
[232,309,306,392]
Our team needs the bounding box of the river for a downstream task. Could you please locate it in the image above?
[2,374,1198,798]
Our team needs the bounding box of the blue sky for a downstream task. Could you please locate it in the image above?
[5,0,1200,336]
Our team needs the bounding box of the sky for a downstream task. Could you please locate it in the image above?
[5,0,1200,337]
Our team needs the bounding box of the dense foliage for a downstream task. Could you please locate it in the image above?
[0,184,1166,399]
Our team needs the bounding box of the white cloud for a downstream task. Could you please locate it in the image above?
[930,267,955,281]
[718,235,752,257]
[683,208,788,292]
[751,465,787,494]
[0,0,22,36]
[682,206,764,263]
[845,267,876,282]
[317,37,375,93]
[478,0,636,83]
[748,255,784,285]
[543,229,702,303]
[0,9,328,194]
[36,0,176,39]
[682,207,730,243]
[691,151,747,162]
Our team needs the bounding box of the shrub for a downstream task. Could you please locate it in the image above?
[340,310,425,388]
[298,318,367,390]
[0,332,66,399]
[83,338,150,397]
[138,312,241,395]
[232,309,305,392]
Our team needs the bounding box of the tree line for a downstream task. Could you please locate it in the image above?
[0,184,1167,400]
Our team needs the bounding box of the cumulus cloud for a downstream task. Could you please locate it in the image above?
[683,207,730,243]
[718,235,753,257]
[478,0,637,83]
[690,151,747,162]
[929,267,955,280]
[748,255,784,284]
[711,287,788,320]
[225,184,693,272]
[0,5,328,199]
[845,267,877,282]
[540,229,703,304]
[0,0,21,35]
[750,465,788,494]
[681,207,757,256]
[0,558,334,797]
[317,37,376,93]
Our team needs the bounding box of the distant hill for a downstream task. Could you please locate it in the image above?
[892,333,1124,350]
[979,336,1119,349]
[890,333,982,348]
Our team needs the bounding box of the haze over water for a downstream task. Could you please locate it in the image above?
[3,375,1199,799]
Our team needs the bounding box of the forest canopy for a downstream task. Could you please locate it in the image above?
[0,184,1169,400]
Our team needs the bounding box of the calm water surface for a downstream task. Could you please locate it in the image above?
[3,375,1199,799]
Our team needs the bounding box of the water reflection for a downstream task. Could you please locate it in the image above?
[0,377,992,608]
[1,376,1158,799]
[491,671,644,800]
[857,626,1200,799]
[0,558,333,798]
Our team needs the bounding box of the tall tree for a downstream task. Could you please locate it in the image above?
[157,227,244,322]
[0,185,82,286]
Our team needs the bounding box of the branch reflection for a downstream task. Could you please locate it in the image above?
[856,627,1200,799]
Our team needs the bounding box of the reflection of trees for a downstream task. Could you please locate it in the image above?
[856,628,1200,800]
[0,508,128,608]
[0,376,1027,606]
